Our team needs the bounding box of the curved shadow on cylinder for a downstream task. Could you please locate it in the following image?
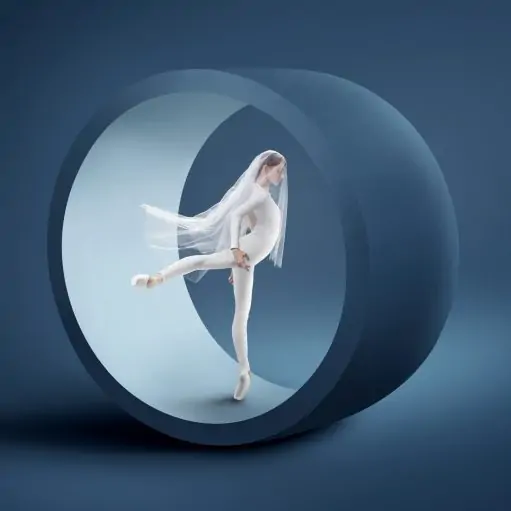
[48,68,458,446]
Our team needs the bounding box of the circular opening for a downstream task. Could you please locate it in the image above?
[61,92,346,424]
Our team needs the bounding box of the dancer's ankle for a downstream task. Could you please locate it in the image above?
[147,273,164,288]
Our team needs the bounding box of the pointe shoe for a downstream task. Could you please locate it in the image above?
[131,274,164,288]
[131,274,165,288]
[131,274,150,287]
[233,370,251,401]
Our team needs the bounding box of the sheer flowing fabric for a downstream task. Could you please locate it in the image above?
[141,150,288,283]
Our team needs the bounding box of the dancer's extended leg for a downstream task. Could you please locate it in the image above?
[232,265,254,401]
[131,249,236,288]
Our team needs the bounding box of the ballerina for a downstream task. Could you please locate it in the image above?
[131,150,288,401]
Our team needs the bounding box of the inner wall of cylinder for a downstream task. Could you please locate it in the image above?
[62,92,344,424]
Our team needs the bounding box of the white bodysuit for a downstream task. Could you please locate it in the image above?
[156,182,282,375]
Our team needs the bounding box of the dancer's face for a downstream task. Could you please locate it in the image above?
[265,161,286,186]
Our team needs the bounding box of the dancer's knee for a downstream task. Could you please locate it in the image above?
[190,254,207,270]
[232,313,248,334]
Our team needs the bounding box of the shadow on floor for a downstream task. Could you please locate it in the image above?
[0,400,349,455]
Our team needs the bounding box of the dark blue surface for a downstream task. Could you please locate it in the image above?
[1,1,511,509]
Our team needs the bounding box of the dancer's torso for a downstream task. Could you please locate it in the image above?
[230,184,282,264]
[250,184,281,243]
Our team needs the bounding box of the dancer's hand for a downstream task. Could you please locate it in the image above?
[231,248,250,271]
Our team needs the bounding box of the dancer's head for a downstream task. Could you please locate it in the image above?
[257,151,287,186]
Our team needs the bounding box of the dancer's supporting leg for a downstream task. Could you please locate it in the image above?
[231,265,254,401]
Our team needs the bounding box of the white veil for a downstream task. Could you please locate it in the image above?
[141,149,288,283]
